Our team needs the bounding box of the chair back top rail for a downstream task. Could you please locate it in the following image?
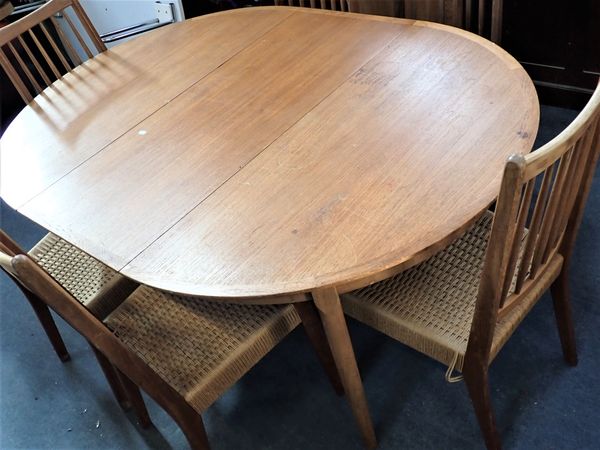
[0,0,105,103]
[465,81,600,366]
[525,92,600,179]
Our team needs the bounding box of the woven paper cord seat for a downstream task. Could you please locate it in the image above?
[342,211,562,373]
[105,286,301,413]
[29,233,137,320]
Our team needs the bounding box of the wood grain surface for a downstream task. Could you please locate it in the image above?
[1,8,294,206]
[1,7,539,299]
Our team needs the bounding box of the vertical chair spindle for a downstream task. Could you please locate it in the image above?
[0,0,107,104]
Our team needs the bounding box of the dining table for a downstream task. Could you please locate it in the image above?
[0,5,539,448]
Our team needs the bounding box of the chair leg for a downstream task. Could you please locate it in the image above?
[175,406,211,450]
[550,269,578,366]
[24,291,70,362]
[138,379,210,449]
[91,346,131,410]
[114,369,153,429]
[463,365,501,450]
[294,301,345,396]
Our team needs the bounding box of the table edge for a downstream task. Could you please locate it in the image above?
[3,6,541,301]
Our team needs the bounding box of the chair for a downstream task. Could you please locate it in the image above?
[274,0,349,11]
[0,0,105,104]
[0,0,137,382]
[345,1,503,44]
[474,0,503,43]
[342,82,600,450]
[0,246,345,449]
[0,0,137,411]
[404,0,466,27]
[346,0,400,17]
[0,230,138,361]
[417,0,502,44]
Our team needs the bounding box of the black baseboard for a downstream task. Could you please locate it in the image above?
[535,81,593,110]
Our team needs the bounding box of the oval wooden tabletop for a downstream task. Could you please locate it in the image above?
[0,6,539,300]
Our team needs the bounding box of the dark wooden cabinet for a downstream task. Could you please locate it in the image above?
[502,0,600,107]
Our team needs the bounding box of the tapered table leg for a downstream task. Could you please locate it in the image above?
[312,287,377,449]
[295,300,345,396]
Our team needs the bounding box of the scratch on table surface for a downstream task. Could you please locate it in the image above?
[314,193,348,224]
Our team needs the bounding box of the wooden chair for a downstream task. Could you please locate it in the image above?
[0,242,345,449]
[0,230,138,362]
[474,0,503,43]
[0,0,135,373]
[346,0,400,17]
[404,0,466,27]
[411,0,503,44]
[342,82,600,450]
[0,0,105,104]
[274,0,349,11]
[344,1,503,44]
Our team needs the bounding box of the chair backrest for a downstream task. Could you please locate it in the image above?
[474,0,503,43]
[466,82,600,366]
[402,0,464,27]
[0,0,105,103]
[402,0,502,42]
[0,239,189,418]
[274,0,349,11]
[341,1,502,44]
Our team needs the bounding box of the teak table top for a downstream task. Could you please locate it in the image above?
[0,6,539,300]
